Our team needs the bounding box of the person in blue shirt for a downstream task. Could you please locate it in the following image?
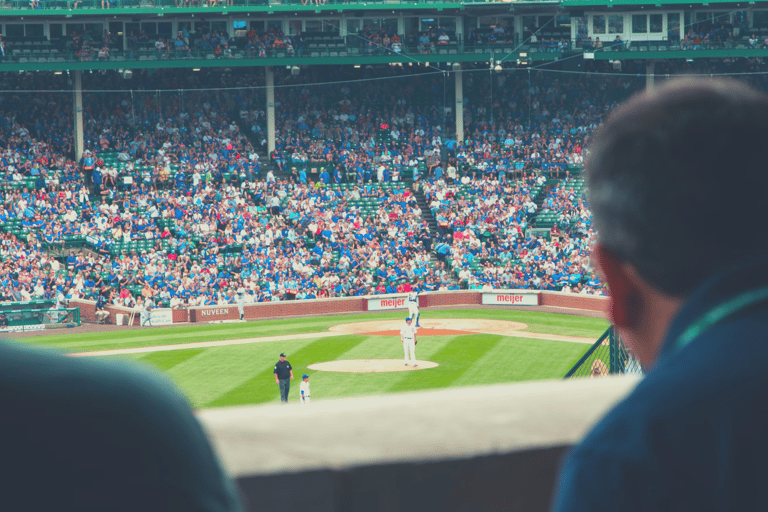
[554,79,768,511]
[585,271,600,289]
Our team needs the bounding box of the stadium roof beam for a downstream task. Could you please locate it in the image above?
[561,0,737,5]
[591,48,768,59]
[0,51,561,73]
[0,2,556,17]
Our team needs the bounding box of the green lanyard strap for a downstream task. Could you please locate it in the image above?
[674,286,768,352]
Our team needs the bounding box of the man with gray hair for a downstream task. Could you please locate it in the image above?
[553,79,768,510]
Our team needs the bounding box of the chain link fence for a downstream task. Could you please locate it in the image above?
[564,327,643,378]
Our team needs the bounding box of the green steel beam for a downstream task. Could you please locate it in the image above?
[592,48,768,59]
[0,0,563,16]
[561,0,746,6]
[2,49,558,72]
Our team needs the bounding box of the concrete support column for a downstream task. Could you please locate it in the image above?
[454,64,464,143]
[73,70,84,163]
[646,59,655,90]
[266,66,275,155]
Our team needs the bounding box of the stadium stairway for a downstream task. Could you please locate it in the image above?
[413,188,438,235]
[413,187,458,283]
[230,110,281,179]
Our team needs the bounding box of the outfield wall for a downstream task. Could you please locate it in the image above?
[71,291,607,325]
[200,375,640,512]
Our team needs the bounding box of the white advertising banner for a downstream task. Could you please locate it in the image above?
[367,295,409,311]
[482,291,539,306]
[141,308,174,326]
[0,324,45,333]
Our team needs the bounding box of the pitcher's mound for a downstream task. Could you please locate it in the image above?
[308,359,439,373]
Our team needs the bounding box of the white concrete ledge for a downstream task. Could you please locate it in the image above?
[199,375,641,478]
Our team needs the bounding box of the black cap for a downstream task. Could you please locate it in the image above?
[280,353,286,357]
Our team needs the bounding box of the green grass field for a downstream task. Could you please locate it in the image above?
[22,309,608,409]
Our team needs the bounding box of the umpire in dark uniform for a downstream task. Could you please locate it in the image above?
[273,353,293,403]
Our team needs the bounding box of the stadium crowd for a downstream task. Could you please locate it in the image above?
[3,59,762,310]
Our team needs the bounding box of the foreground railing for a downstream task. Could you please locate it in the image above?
[0,307,81,333]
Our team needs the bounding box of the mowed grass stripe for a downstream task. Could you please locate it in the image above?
[386,334,504,393]
[26,310,609,352]
[310,334,460,398]
[30,326,329,352]
[333,334,454,361]
[109,334,593,408]
[136,348,207,372]
[204,335,367,408]
[452,337,590,387]
[26,312,414,349]
[165,338,318,408]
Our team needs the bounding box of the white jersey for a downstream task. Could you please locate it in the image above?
[400,323,417,340]
[300,380,311,403]
[236,287,246,300]
[407,289,420,316]
[401,322,418,366]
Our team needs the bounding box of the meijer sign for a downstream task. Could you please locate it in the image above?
[482,292,539,306]
[368,296,408,311]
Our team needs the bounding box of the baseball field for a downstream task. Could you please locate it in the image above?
[23,309,608,409]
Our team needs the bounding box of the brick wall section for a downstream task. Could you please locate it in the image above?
[173,309,189,323]
[189,297,368,322]
[70,299,142,325]
[421,291,482,308]
[540,291,608,313]
[72,292,608,324]
[72,299,97,323]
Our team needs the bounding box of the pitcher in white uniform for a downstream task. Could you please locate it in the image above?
[407,284,421,327]
[400,317,418,367]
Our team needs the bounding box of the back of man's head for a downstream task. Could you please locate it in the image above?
[587,78,768,297]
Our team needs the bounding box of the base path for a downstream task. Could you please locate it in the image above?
[308,359,439,373]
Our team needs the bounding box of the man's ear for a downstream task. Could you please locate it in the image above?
[593,243,642,329]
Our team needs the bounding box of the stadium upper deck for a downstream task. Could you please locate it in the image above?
[0,0,765,70]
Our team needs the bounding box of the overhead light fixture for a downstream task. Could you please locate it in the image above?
[192,68,201,71]
[54,71,63,75]
[354,65,361,68]
[519,52,528,58]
